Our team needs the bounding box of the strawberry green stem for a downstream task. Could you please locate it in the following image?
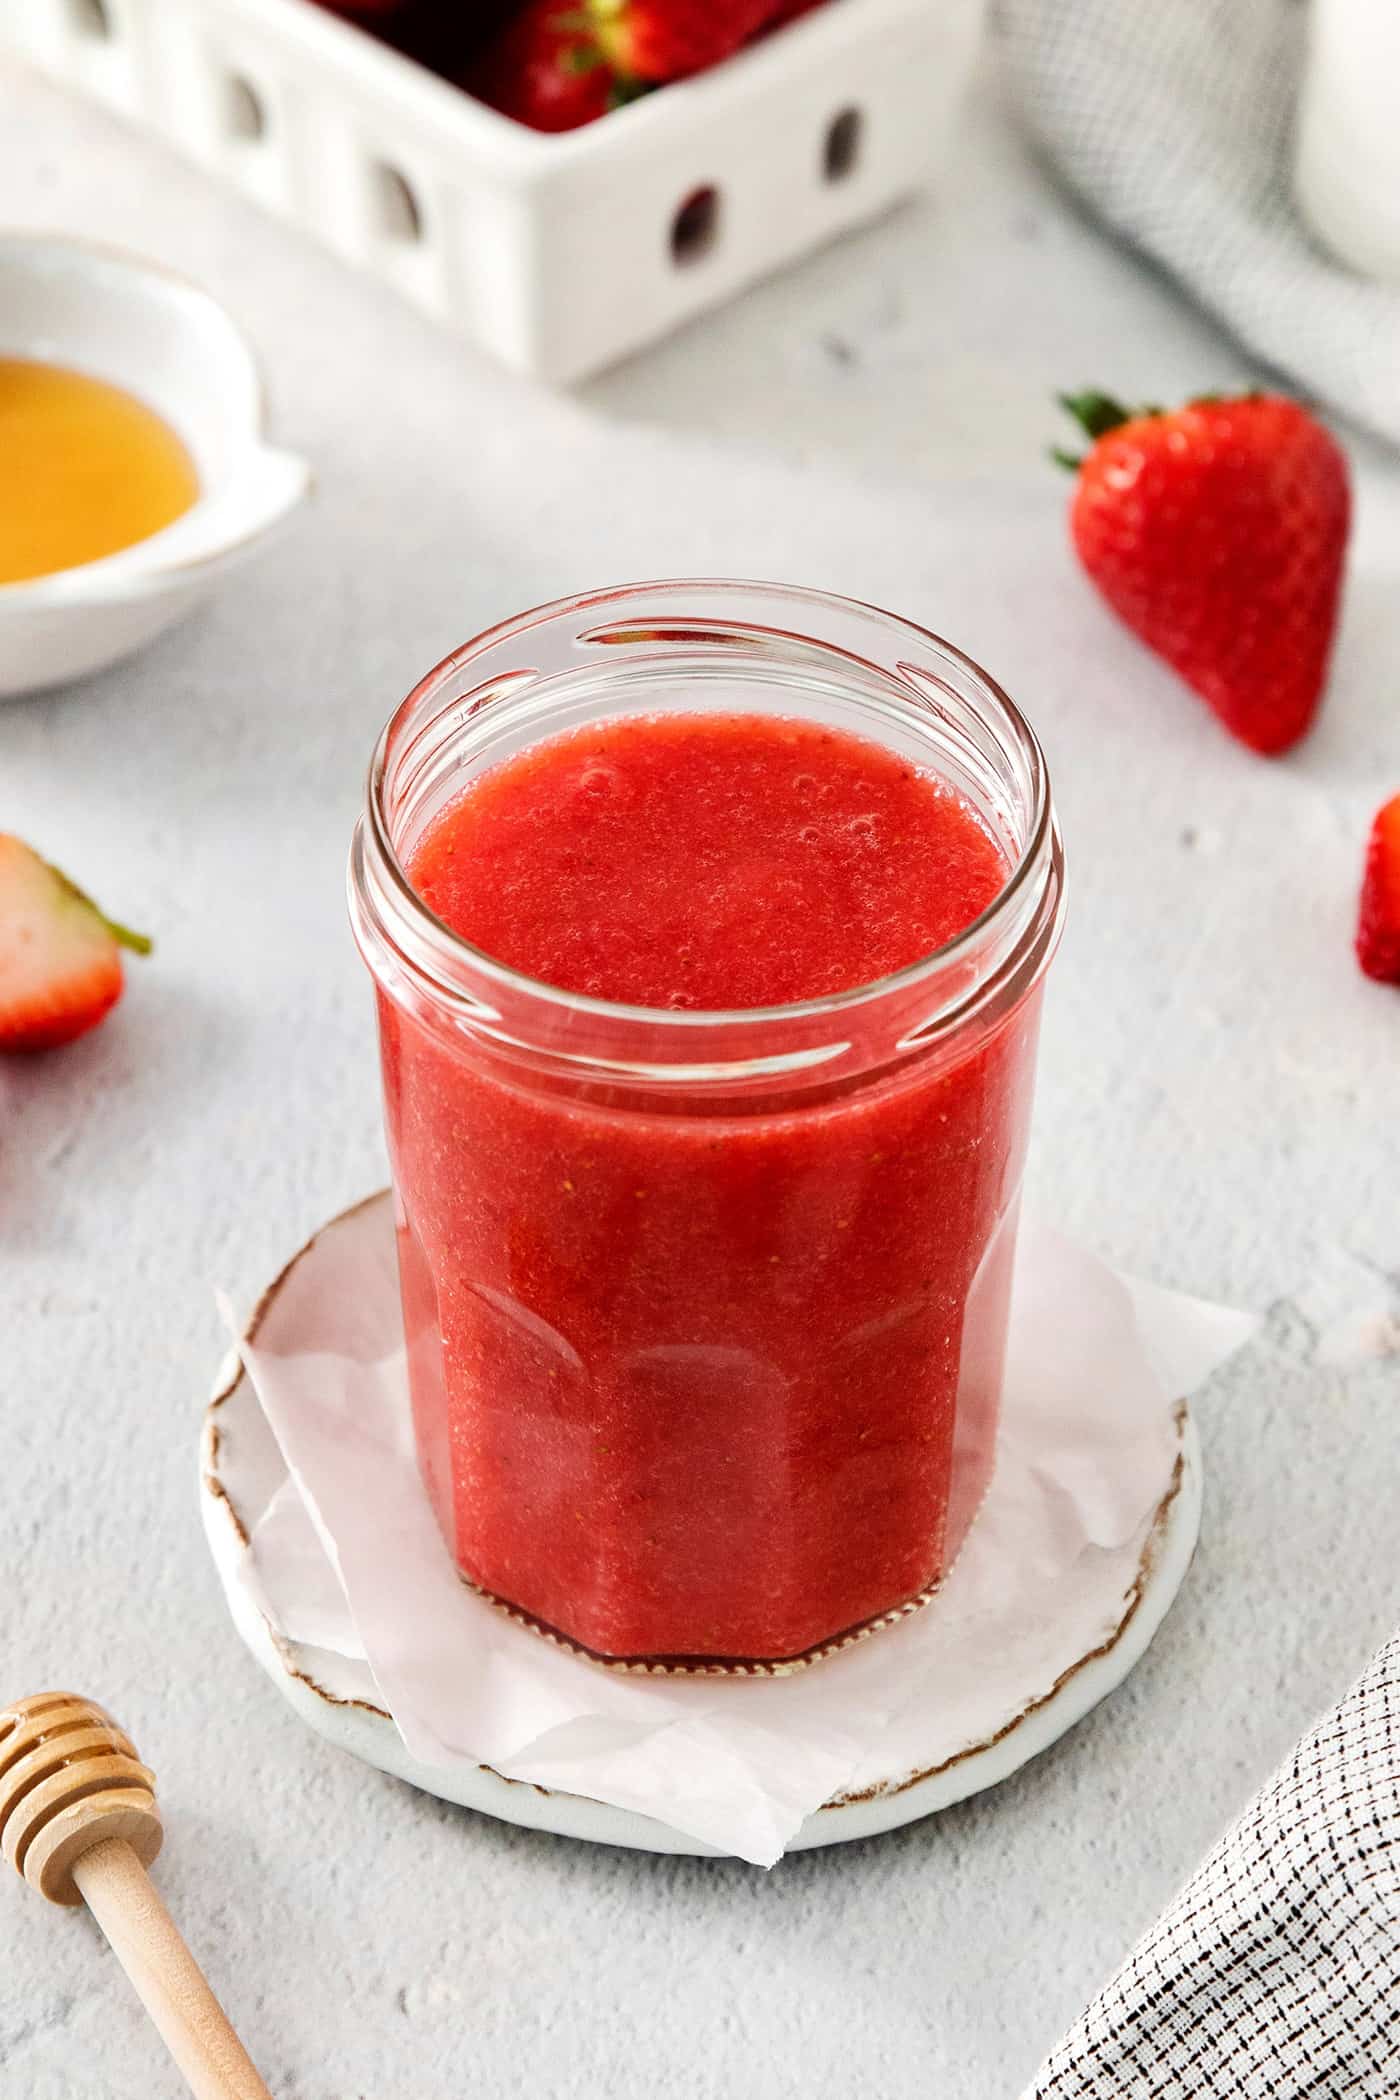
[586,0,632,75]
[47,857,152,955]
[1058,390,1136,440]
[102,915,153,957]
[1051,389,1167,472]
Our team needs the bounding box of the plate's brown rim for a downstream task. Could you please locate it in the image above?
[204,1187,389,1540]
[830,1414,1186,1807]
[202,1193,1195,1815]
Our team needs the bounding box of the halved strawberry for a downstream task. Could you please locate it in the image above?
[0,837,150,1051]
[1356,794,1400,985]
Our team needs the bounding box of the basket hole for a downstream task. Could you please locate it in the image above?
[670,185,720,267]
[67,0,113,37]
[823,106,863,182]
[223,73,267,142]
[373,161,423,244]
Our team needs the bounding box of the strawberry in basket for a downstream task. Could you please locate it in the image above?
[469,1,626,131]
[310,0,407,17]
[588,0,780,82]
[472,0,815,129]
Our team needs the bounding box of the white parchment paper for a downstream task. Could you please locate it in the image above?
[223,1209,1254,1865]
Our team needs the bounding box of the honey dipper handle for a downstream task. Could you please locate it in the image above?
[71,1838,273,2100]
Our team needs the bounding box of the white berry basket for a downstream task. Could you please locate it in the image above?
[4,0,985,382]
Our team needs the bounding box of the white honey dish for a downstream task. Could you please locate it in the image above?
[0,234,308,699]
[3,0,987,384]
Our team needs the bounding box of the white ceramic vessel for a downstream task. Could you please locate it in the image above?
[0,234,308,698]
[1294,0,1400,281]
[1,0,986,382]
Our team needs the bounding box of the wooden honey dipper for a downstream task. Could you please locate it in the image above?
[1,1691,273,2100]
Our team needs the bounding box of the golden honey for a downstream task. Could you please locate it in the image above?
[0,358,200,585]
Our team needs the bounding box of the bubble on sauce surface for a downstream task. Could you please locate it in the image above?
[574,761,629,801]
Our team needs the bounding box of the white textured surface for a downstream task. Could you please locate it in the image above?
[1,46,1397,2100]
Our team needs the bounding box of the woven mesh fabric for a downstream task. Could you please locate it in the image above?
[1028,1633,1400,2096]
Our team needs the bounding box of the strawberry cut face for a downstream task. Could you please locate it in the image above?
[0,836,148,1052]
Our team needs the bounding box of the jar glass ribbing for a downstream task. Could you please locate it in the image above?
[349,581,1065,1668]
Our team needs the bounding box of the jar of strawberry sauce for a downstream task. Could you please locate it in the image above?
[350,582,1065,1668]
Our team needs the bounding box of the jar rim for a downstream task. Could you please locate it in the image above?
[359,578,1062,1041]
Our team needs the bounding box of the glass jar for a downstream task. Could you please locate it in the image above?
[349,581,1065,1669]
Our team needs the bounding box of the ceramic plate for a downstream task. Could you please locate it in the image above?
[202,1193,1202,1857]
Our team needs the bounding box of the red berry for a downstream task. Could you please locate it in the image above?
[0,837,150,1052]
[1058,390,1351,757]
[589,0,774,83]
[309,1,407,19]
[387,1,519,80]
[1357,794,1400,985]
[470,1,618,132]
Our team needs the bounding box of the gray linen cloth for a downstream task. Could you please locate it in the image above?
[996,0,1400,448]
[1027,1633,1400,2096]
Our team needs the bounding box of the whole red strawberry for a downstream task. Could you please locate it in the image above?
[0,837,150,1052]
[588,0,774,82]
[470,0,622,131]
[1356,794,1400,984]
[1057,390,1351,757]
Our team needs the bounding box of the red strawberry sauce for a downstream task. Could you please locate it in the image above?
[381,711,1039,1661]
